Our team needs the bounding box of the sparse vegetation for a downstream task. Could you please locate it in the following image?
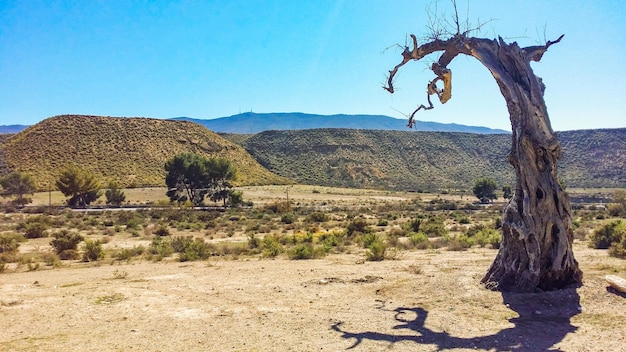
[0,185,622,276]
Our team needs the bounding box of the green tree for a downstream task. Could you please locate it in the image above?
[0,172,36,207]
[207,157,237,205]
[105,182,126,207]
[165,153,237,206]
[56,166,102,207]
[502,185,512,200]
[472,178,497,203]
[165,153,211,206]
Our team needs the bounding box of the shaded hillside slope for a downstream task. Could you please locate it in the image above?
[174,112,510,134]
[558,128,626,187]
[1,115,291,190]
[228,129,513,191]
[224,128,626,191]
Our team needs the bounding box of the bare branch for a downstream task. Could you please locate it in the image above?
[452,0,461,35]
[523,34,564,62]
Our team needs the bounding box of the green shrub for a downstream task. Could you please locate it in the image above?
[50,230,84,259]
[408,232,429,249]
[262,235,283,258]
[154,225,171,237]
[23,222,49,239]
[346,219,370,237]
[148,236,174,259]
[247,234,261,249]
[169,236,212,261]
[319,232,340,249]
[421,221,448,237]
[289,243,314,259]
[365,237,387,261]
[589,220,625,249]
[359,232,380,248]
[473,228,502,248]
[305,212,329,223]
[289,244,326,260]
[280,212,297,224]
[446,236,472,251]
[82,239,104,262]
[113,246,145,261]
[404,219,422,233]
[0,233,26,254]
[608,235,626,258]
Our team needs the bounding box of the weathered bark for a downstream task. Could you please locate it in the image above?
[386,34,583,292]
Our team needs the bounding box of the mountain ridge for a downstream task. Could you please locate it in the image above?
[171,112,510,134]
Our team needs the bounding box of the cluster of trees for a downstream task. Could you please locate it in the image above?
[472,178,512,203]
[165,153,239,206]
[0,153,238,208]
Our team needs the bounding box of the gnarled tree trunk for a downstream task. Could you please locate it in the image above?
[385,34,582,292]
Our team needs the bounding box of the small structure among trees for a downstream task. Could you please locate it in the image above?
[165,153,237,206]
[384,4,582,291]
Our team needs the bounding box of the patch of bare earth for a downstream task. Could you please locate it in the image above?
[1,242,624,351]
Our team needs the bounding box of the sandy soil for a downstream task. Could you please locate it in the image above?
[1,241,625,352]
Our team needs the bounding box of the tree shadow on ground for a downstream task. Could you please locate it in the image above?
[332,287,581,351]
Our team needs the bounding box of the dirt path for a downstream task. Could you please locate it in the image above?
[1,243,625,351]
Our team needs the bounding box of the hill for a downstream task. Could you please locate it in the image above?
[172,112,510,134]
[0,115,291,190]
[221,128,626,191]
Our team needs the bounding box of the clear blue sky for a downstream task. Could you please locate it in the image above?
[1,0,624,131]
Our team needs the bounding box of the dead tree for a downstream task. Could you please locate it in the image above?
[385,32,583,291]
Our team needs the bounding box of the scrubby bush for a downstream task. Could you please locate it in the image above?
[289,243,326,259]
[305,211,329,223]
[289,244,314,259]
[358,232,380,249]
[589,220,625,249]
[82,239,104,262]
[264,201,291,214]
[447,236,472,251]
[113,246,145,261]
[319,232,341,250]
[280,212,297,224]
[262,235,283,258]
[365,236,387,261]
[404,218,422,233]
[388,227,407,238]
[50,230,84,260]
[608,235,626,258]
[154,225,171,237]
[0,233,26,255]
[346,218,370,237]
[247,234,261,249]
[473,228,502,248]
[148,236,174,260]
[421,221,448,237]
[23,222,49,239]
[172,237,212,262]
[408,232,430,249]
